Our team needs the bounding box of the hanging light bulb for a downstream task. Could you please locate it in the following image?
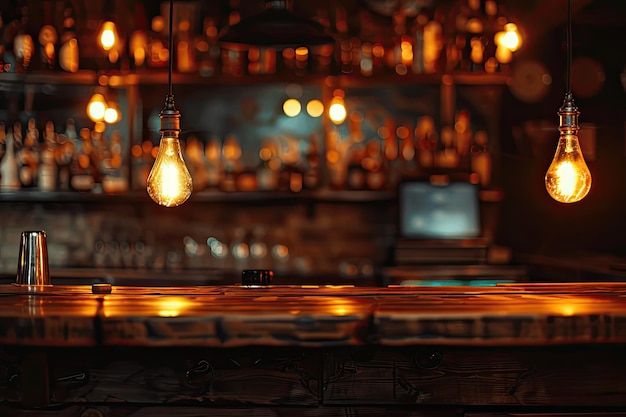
[328,89,347,124]
[544,0,591,203]
[544,93,591,203]
[147,0,192,207]
[98,21,118,51]
[87,93,107,122]
[104,102,121,124]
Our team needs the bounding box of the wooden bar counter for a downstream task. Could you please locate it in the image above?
[0,282,625,416]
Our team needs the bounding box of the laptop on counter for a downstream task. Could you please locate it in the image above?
[384,176,526,286]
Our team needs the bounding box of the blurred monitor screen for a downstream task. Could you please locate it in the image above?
[399,181,481,239]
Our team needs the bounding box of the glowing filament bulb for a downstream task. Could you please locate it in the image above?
[502,23,521,51]
[104,103,120,124]
[329,89,347,124]
[99,21,118,51]
[147,136,193,207]
[545,98,591,203]
[87,93,107,122]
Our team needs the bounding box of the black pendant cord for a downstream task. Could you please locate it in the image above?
[566,0,572,95]
[560,0,575,112]
[168,0,174,97]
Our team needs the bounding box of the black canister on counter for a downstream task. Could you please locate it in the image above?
[241,269,273,287]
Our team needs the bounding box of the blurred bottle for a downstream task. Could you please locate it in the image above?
[482,0,499,73]
[128,3,149,70]
[422,8,445,74]
[38,121,57,191]
[465,0,486,72]
[303,134,321,190]
[398,123,418,177]
[471,130,492,187]
[363,139,386,191]
[70,127,94,192]
[220,133,242,192]
[256,141,279,191]
[436,125,459,168]
[148,14,168,69]
[38,0,58,71]
[58,0,79,73]
[1,124,21,190]
[176,8,196,73]
[346,144,366,190]
[54,122,77,191]
[101,129,128,194]
[12,0,34,73]
[195,17,220,77]
[184,134,208,191]
[17,118,39,188]
[204,135,223,189]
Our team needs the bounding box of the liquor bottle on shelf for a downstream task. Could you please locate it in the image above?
[482,0,499,73]
[0,123,5,161]
[256,141,279,191]
[12,1,34,73]
[277,162,303,193]
[382,117,401,188]
[398,124,418,178]
[54,125,76,192]
[204,135,223,189]
[454,109,473,161]
[471,130,492,188]
[415,115,437,168]
[128,3,149,70]
[17,118,39,188]
[38,121,57,191]
[70,127,95,192]
[147,14,168,69]
[303,135,321,190]
[436,125,459,168]
[422,8,445,74]
[38,0,58,71]
[465,0,486,72]
[1,6,19,72]
[363,139,386,191]
[220,133,242,192]
[411,11,428,74]
[1,124,21,190]
[58,0,79,73]
[346,144,367,191]
[12,121,23,152]
[183,134,208,191]
[176,8,197,74]
[101,129,128,194]
[195,17,220,77]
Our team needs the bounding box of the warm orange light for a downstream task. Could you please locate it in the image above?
[283,98,302,117]
[147,136,193,207]
[98,21,118,51]
[306,99,324,117]
[328,90,347,124]
[104,103,120,124]
[87,93,107,122]
[157,297,191,317]
[496,23,522,52]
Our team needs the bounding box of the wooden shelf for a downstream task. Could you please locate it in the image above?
[0,70,511,88]
[0,189,394,204]
[0,70,97,86]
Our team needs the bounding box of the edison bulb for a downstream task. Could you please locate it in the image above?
[147,136,193,207]
[545,97,591,203]
[545,133,591,203]
[87,93,107,122]
[99,21,118,51]
[104,103,120,124]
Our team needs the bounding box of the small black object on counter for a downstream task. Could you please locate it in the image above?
[241,270,273,287]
